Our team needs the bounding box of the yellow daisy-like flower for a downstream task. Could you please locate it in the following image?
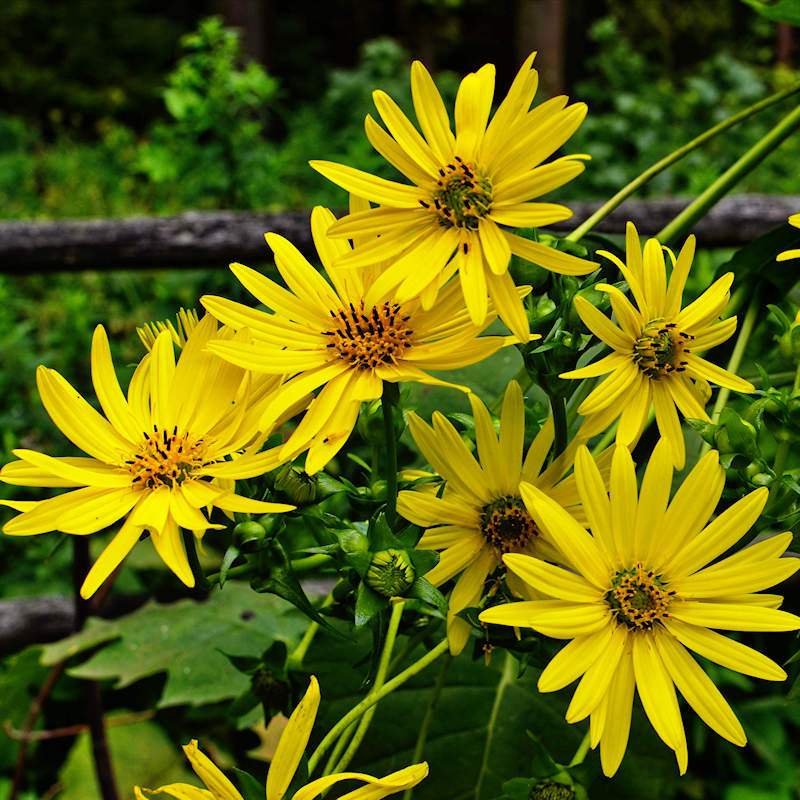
[0,316,294,598]
[200,205,523,475]
[777,212,800,261]
[135,676,428,800]
[309,54,596,341]
[397,380,603,655]
[561,222,754,469]
[479,442,800,777]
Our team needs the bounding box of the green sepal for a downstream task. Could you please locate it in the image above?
[405,576,447,617]
[250,541,342,638]
[218,544,241,587]
[355,582,386,627]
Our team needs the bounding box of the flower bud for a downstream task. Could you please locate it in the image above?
[529,781,575,800]
[274,464,317,505]
[365,549,415,597]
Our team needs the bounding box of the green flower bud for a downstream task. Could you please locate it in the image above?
[234,520,267,541]
[529,781,575,800]
[275,464,317,505]
[365,549,415,597]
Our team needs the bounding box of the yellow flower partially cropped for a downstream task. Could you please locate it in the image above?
[479,443,800,777]
[135,676,428,800]
[0,316,294,598]
[397,380,605,655]
[201,205,523,475]
[309,54,596,341]
[561,222,753,469]
[777,212,800,261]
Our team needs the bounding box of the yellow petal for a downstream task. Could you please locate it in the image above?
[485,267,530,342]
[371,89,439,175]
[91,325,143,443]
[538,625,615,692]
[663,618,787,680]
[503,553,601,603]
[179,739,242,800]
[479,598,610,638]
[631,634,688,774]
[309,161,421,208]
[410,60,455,163]
[669,600,800,632]
[653,628,746,746]
[507,234,596,276]
[599,648,635,777]
[267,676,320,800]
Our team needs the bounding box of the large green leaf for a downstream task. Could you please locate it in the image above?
[741,0,800,24]
[306,633,681,800]
[39,582,306,707]
[56,713,199,800]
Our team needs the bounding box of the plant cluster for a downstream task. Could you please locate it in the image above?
[5,7,800,798]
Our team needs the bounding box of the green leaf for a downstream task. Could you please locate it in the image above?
[307,635,681,800]
[57,713,199,800]
[741,0,800,24]
[233,767,267,800]
[40,582,306,707]
[355,582,386,627]
[250,542,343,638]
[715,222,800,296]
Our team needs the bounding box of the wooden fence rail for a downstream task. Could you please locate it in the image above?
[1,194,799,273]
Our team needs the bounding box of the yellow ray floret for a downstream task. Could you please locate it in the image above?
[309,54,596,341]
[561,221,754,469]
[776,212,800,261]
[478,442,800,777]
[0,316,294,598]
[135,676,428,800]
[200,205,525,475]
[396,380,608,655]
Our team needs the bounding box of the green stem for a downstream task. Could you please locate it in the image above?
[322,719,358,778]
[401,654,452,800]
[566,80,800,243]
[552,395,568,457]
[474,651,515,800]
[182,530,209,593]
[286,621,320,671]
[291,554,334,573]
[382,381,400,528]
[701,289,760,455]
[657,103,800,247]
[567,730,592,768]
[328,600,405,775]
[590,419,618,457]
[307,638,449,775]
[793,362,800,395]
[388,619,443,674]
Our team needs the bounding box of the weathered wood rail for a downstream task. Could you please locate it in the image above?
[1,194,799,273]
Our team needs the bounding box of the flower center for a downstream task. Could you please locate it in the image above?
[604,563,675,630]
[480,496,539,555]
[632,319,694,379]
[324,301,413,370]
[423,157,492,230]
[124,426,207,489]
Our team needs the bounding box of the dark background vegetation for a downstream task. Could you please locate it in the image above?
[2,2,800,798]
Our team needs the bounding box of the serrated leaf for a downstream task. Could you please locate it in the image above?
[40,582,306,707]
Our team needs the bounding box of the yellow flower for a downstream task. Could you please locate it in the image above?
[0,316,293,598]
[200,205,522,475]
[137,307,200,350]
[776,212,800,261]
[309,54,596,341]
[397,380,602,655]
[135,676,428,800]
[479,443,800,777]
[561,222,754,469]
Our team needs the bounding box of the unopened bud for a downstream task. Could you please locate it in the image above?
[529,781,575,800]
[275,465,317,505]
[365,549,415,597]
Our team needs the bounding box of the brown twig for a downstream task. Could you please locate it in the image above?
[8,662,67,800]
[4,710,154,742]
